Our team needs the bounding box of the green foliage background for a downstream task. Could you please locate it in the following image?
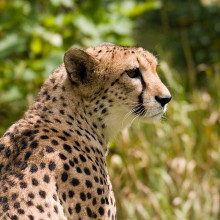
[0,0,220,219]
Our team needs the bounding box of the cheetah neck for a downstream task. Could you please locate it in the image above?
[28,67,108,153]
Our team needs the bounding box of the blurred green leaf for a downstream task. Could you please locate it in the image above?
[0,34,26,59]
[120,0,162,17]
[1,86,22,102]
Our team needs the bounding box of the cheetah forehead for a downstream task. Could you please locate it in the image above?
[85,44,158,70]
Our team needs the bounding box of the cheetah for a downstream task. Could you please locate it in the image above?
[0,43,171,220]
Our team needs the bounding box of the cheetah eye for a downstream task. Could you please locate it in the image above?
[126,68,141,78]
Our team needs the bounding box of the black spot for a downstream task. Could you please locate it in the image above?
[51,128,58,133]
[28,215,34,220]
[0,163,3,172]
[50,78,55,83]
[15,173,24,180]
[53,194,57,201]
[0,197,8,203]
[32,178,38,186]
[20,182,27,188]
[101,198,105,204]
[79,154,86,162]
[101,108,107,114]
[76,130,82,136]
[48,161,56,171]
[30,140,38,149]
[59,110,64,115]
[54,205,58,214]
[64,163,70,171]
[97,188,102,195]
[39,150,44,157]
[87,192,92,199]
[85,146,90,153]
[73,146,80,151]
[37,205,44,213]
[17,209,25,214]
[39,190,46,198]
[22,130,33,136]
[59,153,67,160]
[11,215,18,220]
[73,157,79,164]
[98,207,104,215]
[40,135,49,139]
[14,202,20,209]
[21,162,28,170]
[63,144,72,153]
[30,164,38,173]
[69,160,74,167]
[62,192,66,201]
[58,136,67,141]
[71,178,80,186]
[28,193,35,199]
[63,131,70,137]
[94,176,98,183]
[0,144,5,153]
[92,198,97,205]
[51,140,58,146]
[46,146,54,153]
[68,115,74,120]
[68,207,72,215]
[12,193,18,200]
[92,123,97,129]
[92,165,97,172]
[75,203,81,213]
[66,121,73,125]
[86,207,93,217]
[43,174,50,183]
[76,167,82,173]
[24,151,32,160]
[61,172,68,182]
[27,201,33,206]
[68,190,74,198]
[84,168,91,175]
[80,192,86,201]
[4,147,11,158]
[40,162,46,169]
[3,203,9,212]
[85,180,93,188]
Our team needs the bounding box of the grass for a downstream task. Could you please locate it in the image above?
[107,61,220,220]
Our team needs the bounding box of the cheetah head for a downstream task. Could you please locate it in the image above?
[64,43,171,140]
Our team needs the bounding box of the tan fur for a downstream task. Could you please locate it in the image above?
[0,44,171,220]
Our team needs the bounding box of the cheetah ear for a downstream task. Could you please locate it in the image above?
[64,48,97,85]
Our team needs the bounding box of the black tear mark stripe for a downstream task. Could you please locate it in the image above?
[134,69,146,116]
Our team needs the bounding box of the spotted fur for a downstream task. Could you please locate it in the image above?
[0,44,171,220]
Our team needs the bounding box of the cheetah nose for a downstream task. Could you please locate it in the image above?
[155,95,172,107]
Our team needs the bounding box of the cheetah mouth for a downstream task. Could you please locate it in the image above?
[133,105,164,119]
[133,105,146,116]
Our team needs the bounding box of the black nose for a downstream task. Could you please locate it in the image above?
[155,95,172,107]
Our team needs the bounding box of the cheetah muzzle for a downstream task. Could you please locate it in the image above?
[0,44,171,220]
